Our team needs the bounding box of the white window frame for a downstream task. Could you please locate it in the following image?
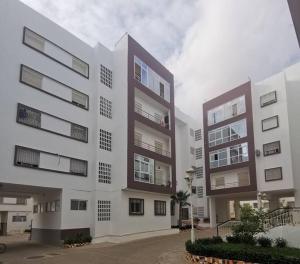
[134,154,154,184]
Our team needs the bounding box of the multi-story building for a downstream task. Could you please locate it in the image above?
[0,0,190,244]
[0,197,33,235]
[203,62,300,227]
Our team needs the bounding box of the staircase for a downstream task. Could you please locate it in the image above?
[216,207,300,237]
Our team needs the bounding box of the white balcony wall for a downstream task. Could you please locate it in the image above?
[39,153,70,172]
[44,41,73,66]
[42,77,72,101]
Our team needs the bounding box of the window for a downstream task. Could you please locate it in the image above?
[260,91,277,107]
[170,200,175,216]
[39,203,44,213]
[134,154,154,184]
[190,147,195,155]
[129,198,144,215]
[197,186,204,198]
[99,129,112,151]
[16,198,27,205]
[194,207,204,218]
[20,65,43,88]
[263,141,281,156]
[15,147,40,168]
[72,90,89,109]
[154,200,166,216]
[55,200,61,212]
[100,65,112,88]
[70,159,87,176]
[33,205,38,213]
[192,186,196,194]
[134,57,148,86]
[17,104,41,128]
[195,129,202,141]
[98,200,111,221]
[196,148,202,159]
[71,124,88,142]
[207,96,246,125]
[265,167,282,181]
[208,119,247,147]
[70,199,87,211]
[190,128,194,137]
[12,215,26,222]
[159,82,164,98]
[195,167,203,178]
[23,27,89,78]
[98,162,111,184]
[100,96,112,119]
[209,143,248,169]
[262,116,279,131]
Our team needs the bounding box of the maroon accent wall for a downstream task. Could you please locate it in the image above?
[203,82,257,196]
[127,35,176,194]
[288,0,300,47]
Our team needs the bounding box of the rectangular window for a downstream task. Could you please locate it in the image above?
[260,91,277,107]
[265,167,282,182]
[190,128,194,137]
[208,119,247,147]
[154,200,166,216]
[262,116,279,131]
[192,186,196,194]
[98,200,111,221]
[12,215,27,222]
[17,104,41,128]
[190,147,195,155]
[159,82,164,98]
[134,154,154,184]
[100,96,112,119]
[98,162,111,184]
[230,143,249,165]
[71,123,88,142]
[196,147,202,159]
[195,167,203,178]
[129,198,144,215]
[72,90,89,109]
[263,141,281,156]
[195,129,202,141]
[33,205,38,213]
[23,27,89,78]
[197,186,204,198]
[194,207,204,218]
[207,96,246,125]
[20,65,43,88]
[99,129,112,151]
[16,198,27,205]
[100,65,112,88]
[15,147,40,168]
[70,199,87,211]
[70,159,87,176]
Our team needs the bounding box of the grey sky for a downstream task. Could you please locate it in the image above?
[20,0,300,119]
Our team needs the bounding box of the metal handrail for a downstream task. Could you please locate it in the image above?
[217,220,241,236]
[135,105,169,129]
[134,139,171,157]
[210,155,248,169]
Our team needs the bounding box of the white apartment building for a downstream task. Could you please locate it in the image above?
[0,197,33,235]
[203,62,300,227]
[0,0,207,244]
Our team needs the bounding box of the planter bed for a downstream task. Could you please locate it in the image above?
[186,239,300,264]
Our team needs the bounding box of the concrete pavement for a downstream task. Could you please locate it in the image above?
[0,229,215,264]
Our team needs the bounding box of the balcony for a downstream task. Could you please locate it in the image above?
[134,139,171,157]
[135,103,169,129]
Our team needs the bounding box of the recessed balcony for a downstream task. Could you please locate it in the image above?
[134,138,171,157]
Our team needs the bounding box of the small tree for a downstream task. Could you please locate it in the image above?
[171,190,190,228]
[232,204,265,237]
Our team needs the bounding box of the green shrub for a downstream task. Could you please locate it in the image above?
[185,241,300,264]
[257,237,272,247]
[275,238,287,248]
[211,236,223,244]
[226,235,240,244]
[226,233,256,245]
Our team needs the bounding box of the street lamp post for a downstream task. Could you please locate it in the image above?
[185,167,196,243]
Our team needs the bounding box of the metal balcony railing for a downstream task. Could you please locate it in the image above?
[211,179,249,190]
[135,104,169,129]
[134,139,171,157]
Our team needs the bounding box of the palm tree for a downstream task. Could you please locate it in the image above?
[171,190,190,228]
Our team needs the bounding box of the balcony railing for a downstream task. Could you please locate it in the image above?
[211,179,249,190]
[210,155,248,169]
[134,139,171,157]
[135,104,169,129]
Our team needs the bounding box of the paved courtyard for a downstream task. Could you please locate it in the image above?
[0,229,215,264]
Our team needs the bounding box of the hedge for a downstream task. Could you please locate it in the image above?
[186,238,300,264]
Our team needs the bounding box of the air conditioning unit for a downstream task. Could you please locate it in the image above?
[255,149,261,157]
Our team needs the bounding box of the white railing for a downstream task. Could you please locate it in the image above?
[135,105,169,129]
[217,220,241,237]
[134,139,171,157]
[210,155,248,169]
[264,208,300,230]
[211,179,249,190]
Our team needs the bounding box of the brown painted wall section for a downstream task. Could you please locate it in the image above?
[127,35,176,194]
[203,81,257,196]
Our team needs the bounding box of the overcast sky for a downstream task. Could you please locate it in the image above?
[20,0,300,119]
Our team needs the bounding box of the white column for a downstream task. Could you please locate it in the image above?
[209,197,217,228]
